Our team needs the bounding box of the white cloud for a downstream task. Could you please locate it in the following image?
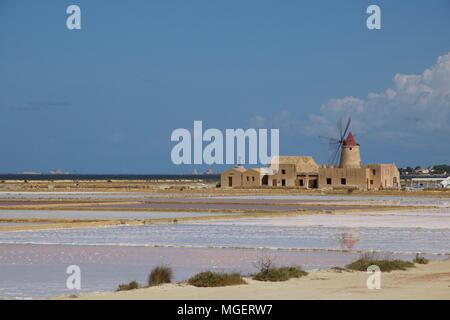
[249,115,267,128]
[306,52,450,142]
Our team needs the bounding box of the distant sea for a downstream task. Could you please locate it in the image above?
[0,174,220,181]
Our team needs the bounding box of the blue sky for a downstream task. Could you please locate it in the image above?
[1,0,450,173]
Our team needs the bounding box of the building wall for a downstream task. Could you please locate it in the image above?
[296,174,319,188]
[242,170,263,187]
[367,164,400,189]
[339,145,362,168]
[269,164,297,187]
[318,164,401,190]
[220,169,244,187]
[318,167,370,190]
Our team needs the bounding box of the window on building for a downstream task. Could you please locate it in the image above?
[341,178,346,185]
[246,176,249,181]
[281,169,286,175]
[281,179,286,186]
[299,179,304,187]
[252,176,255,182]
[326,178,332,185]
[372,169,376,175]
[370,180,374,185]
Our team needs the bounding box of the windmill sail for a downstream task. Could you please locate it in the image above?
[319,116,352,166]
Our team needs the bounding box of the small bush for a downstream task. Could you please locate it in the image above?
[148,266,173,286]
[188,272,246,287]
[252,256,307,282]
[117,280,140,291]
[254,255,275,274]
[413,253,429,265]
[346,253,414,272]
[253,266,308,282]
[330,266,349,273]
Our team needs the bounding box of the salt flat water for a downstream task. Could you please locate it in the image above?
[0,211,449,298]
[0,210,237,220]
[210,194,450,207]
[1,215,449,254]
[1,192,450,207]
[1,192,449,298]
[0,244,361,299]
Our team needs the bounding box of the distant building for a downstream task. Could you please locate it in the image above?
[221,165,247,187]
[318,132,400,190]
[414,167,431,174]
[221,131,400,190]
[268,156,319,188]
[404,176,450,189]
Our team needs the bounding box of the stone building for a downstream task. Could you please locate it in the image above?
[268,156,319,188]
[242,168,268,188]
[318,132,400,190]
[220,165,246,187]
[220,131,400,190]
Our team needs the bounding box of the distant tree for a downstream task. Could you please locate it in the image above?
[432,165,450,174]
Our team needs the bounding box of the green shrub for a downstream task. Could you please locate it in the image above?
[148,265,173,286]
[346,253,414,272]
[188,272,246,287]
[253,266,308,282]
[117,280,140,291]
[413,253,429,264]
[330,266,349,273]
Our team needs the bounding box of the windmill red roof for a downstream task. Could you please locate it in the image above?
[344,131,357,146]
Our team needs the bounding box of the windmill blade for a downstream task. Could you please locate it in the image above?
[319,135,341,151]
[342,117,352,139]
[319,135,340,144]
[329,143,342,165]
[319,135,339,141]
[328,141,341,151]
[337,118,344,140]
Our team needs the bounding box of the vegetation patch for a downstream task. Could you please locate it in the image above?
[252,256,308,282]
[187,272,247,287]
[253,266,308,282]
[117,280,140,291]
[413,253,429,265]
[346,253,415,272]
[330,266,349,273]
[148,265,173,286]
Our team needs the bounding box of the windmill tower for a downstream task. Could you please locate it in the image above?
[320,117,361,168]
[339,131,361,168]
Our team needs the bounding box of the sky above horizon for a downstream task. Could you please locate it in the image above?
[1,0,450,173]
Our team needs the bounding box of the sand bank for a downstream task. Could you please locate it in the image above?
[63,260,450,300]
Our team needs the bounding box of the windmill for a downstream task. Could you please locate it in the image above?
[319,117,352,166]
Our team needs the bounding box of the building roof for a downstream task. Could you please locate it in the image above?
[249,168,266,173]
[269,156,319,173]
[344,132,357,146]
[223,166,247,174]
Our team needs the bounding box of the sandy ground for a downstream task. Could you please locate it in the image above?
[1,179,450,197]
[63,261,450,300]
